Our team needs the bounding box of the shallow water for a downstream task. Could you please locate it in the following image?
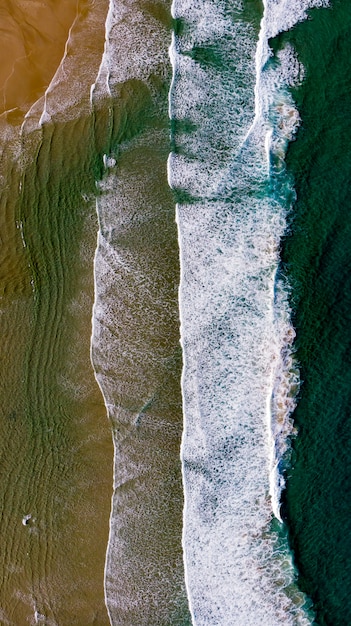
[0,2,113,624]
[91,0,191,622]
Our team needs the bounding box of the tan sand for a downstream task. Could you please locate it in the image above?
[0,0,83,114]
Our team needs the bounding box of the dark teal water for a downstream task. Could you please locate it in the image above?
[271,2,351,624]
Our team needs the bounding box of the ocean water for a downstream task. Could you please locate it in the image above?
[275,2,351,624]
[0,0,349,624]
[169,0,333,623]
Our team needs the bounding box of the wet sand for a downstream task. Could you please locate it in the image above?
[0,1,113,623]
[0,0,85,115]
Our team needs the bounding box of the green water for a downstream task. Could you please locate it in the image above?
[0,111,114,623]
[271,2,351,624]
[92,51,192,626]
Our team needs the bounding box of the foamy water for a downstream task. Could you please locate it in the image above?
[169,0,328,623]
[90,0,191,623]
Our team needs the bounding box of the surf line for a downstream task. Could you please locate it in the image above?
[89,1,115,623]
[245,0,330,523]
[248,1,300,526]
[167,0,331,623]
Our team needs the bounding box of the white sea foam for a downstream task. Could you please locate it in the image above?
[90,0,191,623]
[90,0,114,105]
[170,0,329,623]
[15,0,110,133]
[38,4,80,127]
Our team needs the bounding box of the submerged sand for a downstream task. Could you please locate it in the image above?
[0,2,113,623]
